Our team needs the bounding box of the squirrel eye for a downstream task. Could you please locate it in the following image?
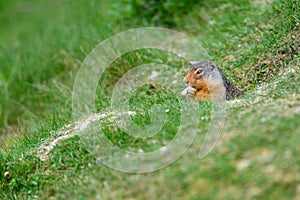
[196,69,203,75]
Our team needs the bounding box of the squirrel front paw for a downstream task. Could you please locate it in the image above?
[187,86,196,97]
[181,86,196,97]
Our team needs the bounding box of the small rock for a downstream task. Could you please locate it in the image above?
[236,160,251,171]
[4,172,11,180]
[148,71,159,80]
[127,111,136,116]
[208,20,216,25]
[160,146,168,152]
[294,106,300,113]
[138,149,144,153]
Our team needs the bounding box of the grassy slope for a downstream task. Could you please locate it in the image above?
[0,0,299,199]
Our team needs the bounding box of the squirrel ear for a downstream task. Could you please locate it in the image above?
[208,61,217,71]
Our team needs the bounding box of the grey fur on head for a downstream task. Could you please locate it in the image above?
[189,61,242,100]
[191,61,223,85]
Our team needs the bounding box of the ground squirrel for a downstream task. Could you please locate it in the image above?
[182,61,242,101]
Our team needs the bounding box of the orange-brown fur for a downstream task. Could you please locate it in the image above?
[185,68,211,100]
[184,66,226,101]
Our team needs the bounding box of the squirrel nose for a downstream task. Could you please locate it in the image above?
[183,78,189,85]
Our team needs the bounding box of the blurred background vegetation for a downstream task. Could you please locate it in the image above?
[1,0,298,136]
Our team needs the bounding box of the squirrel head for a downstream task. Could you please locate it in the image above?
[183,61,222,90]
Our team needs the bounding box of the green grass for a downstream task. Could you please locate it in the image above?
[0,0,299,199]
